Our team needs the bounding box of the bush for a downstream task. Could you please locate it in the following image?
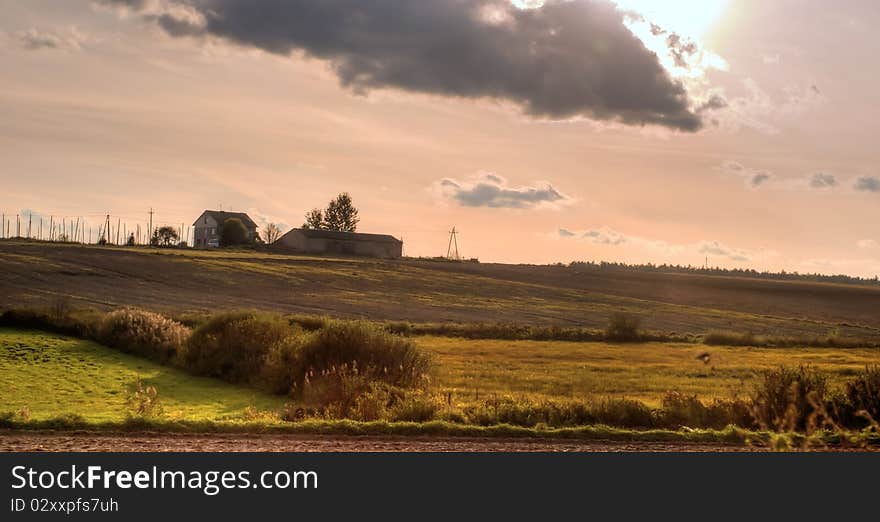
[0,307,99,339]
[97,308,189,364]
[833,366,880,428]
[183,311,296,386]
[297,365,405,421]
[126,378,164,419]
[288,320,432,396]
[605,313,642,342]
[703,331,758,346]
[660,391,755,430]
[286,314,329,332]
[389,392,441,422]
[750,366,828,431]
[592,397,656,428]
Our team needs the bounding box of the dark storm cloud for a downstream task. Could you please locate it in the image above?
[101,0,705,131]
[438,174,570,209]
[854,176,880,192]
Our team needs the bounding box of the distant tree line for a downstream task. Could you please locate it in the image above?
[567,261,880,287]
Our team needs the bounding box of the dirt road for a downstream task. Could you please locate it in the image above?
[0,431,771,452]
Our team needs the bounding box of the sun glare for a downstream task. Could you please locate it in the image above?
[609,0,730,38]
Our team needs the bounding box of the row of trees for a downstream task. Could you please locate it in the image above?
[567,260,880,286]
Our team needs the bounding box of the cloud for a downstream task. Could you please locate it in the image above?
[809,172,837,189]
[857,239,878,250]
[438,173,571,209]
[854,176,880,193]
[581,228,628,245]
[558,226,754,263]
[717,161,772,189]
[14,28,86,51]
[697,240,750,262]
[715,79,826,134]
[98,0,707,131]
[245,207,291,234]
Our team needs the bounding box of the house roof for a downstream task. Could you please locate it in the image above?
[193,210,257,229]
[286,228,402,244]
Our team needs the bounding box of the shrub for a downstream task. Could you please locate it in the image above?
[660,391,755,430]
[750,366,828,431]
[286,314,329,332]
[604,313,642,342]
[49,296,73,323]
[126,378,164,419]
[0,308,99,339]
[288,320,432,396]
[389,392,441,422]
[97,308,189,363]
[297,365,406,421]
[591,397,656,428]
[703,331,758,346]
[183,311,296,386]
[834,366,880,428]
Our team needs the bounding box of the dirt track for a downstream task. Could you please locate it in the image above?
[0,431,772,452]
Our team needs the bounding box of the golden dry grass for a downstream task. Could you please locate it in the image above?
[421,336,880,406]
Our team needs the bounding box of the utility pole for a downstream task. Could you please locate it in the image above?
[16,214,20,238]
[39,217,42,241]
[27,213,32,239]
[1,213,4,239]
[446,226,461,261]
[116,218,121,245]
[148,208,154,245]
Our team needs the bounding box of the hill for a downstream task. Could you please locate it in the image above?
[0,328,283,422]
[1,240,879,341]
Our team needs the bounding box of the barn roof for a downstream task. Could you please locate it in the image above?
[289,228,401,243]
[193,210,257,229]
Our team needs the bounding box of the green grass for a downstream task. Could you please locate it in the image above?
[2,327,879,448]
[422,336,880,406]
[0,328,285,422]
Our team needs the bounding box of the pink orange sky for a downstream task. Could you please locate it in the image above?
[1,1,878,276]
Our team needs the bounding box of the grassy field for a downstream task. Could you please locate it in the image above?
[2,240,880,341]
[4,327,877,423]
[0,328,284,422]
[422,337,880,406]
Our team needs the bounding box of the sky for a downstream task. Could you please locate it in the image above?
[0,0,878,276]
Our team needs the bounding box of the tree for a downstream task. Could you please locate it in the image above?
[126,233,135,246]
[154,226,179,247]
[220,218,248,247]
[263,223,283,244]
[303,208,324,230]
[323,192,359,232]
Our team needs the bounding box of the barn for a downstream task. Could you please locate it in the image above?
[274,228,403,259]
